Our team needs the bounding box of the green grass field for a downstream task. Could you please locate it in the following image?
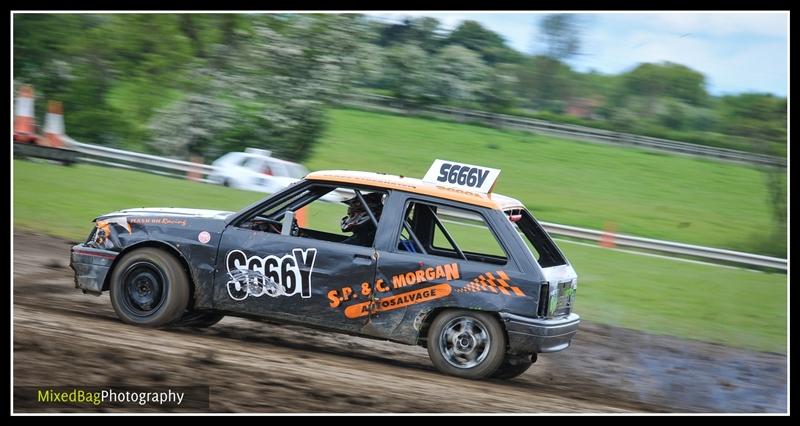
[564,240,785,354]
[13,160,786,353]
[13,160,265,241]
[308,109,786,257]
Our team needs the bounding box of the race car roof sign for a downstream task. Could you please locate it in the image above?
[422,159,501,194]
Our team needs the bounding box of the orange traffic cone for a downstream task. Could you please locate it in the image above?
[599,221,618,248]
[14,85,37,143]
[42,101,66,148]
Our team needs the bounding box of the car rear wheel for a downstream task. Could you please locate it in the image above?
[490,354,536,380]
[427,310,507,379]
[109,248,190,328]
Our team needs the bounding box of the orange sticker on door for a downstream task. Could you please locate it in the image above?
[344,283,452,319]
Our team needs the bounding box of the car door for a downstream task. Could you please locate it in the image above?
[211,183,381,334]
[240,156,267,190]
[370,194,519,342]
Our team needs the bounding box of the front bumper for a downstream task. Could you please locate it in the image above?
[500,312,580,354]
[69,245,118,295]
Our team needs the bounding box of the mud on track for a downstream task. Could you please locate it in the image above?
[12,231,787,413]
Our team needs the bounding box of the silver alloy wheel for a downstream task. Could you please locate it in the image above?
[438,316,491,369]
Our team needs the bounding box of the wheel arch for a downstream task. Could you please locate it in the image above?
[103,240,198,308]
[415,307,509,350]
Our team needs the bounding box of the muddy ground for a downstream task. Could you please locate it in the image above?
[12,231,787,413]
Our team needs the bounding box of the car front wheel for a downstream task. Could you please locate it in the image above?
[109,248,190,327]
[427,310,507,379]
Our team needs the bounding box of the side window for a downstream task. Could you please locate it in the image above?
[237,184,386,248]
[397,203,423,253]
[243,156,264,171]
[268,161,288,177]
[225,153,248,167]
[289,164,310,179]
[398,201,508,265]
[506,209,566,268]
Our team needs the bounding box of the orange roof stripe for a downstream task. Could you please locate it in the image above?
[306,170,524,210]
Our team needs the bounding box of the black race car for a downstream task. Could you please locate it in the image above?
[71,163,579,380]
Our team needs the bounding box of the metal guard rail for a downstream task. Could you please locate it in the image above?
[541,222,786,271]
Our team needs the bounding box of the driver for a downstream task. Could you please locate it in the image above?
[340,192,383,247]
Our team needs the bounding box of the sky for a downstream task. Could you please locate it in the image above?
[368,12,788,97]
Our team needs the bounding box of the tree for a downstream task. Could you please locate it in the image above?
[716,93,786,142]
[478,63,520,112]
[539,14,581,61]
[412,17,445,53]
[446,20,521,65]
[524,14,584,110]
[714,92,787,256]
[377,17,444,54]
[148,93,236,158]
[516,55,575,111]
[14,14,87,98]
[718,92,787,246]
[349,42,387,89]
[146,15,370,161]
[430,45,489,105]
[620,62,709,108]
[382,44,435,105]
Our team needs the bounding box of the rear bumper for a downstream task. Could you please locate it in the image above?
[500,312,580,354]
[69,245,118,295]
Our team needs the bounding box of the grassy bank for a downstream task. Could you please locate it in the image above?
[308,109,785,256]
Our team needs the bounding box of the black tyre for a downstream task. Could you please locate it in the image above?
[491,355,536,380]
[109,248,190,327]
[172,311,225,328]
[427,310,507,379]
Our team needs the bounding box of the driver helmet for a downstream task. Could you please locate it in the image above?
[341,192,383,233]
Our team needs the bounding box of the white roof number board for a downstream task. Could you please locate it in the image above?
[422,159,501,194]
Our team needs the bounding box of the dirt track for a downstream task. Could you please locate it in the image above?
[12,231,787,413]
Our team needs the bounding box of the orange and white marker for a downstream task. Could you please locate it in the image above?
[14,85,36,143]
[599,221,618,248]
[43,100,66,148]
[187,155,204,182]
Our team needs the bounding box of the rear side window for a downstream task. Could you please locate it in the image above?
[267,161,289,177]
[398,201,508,265]
[506,209,567,268]
[433,206,506,259]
